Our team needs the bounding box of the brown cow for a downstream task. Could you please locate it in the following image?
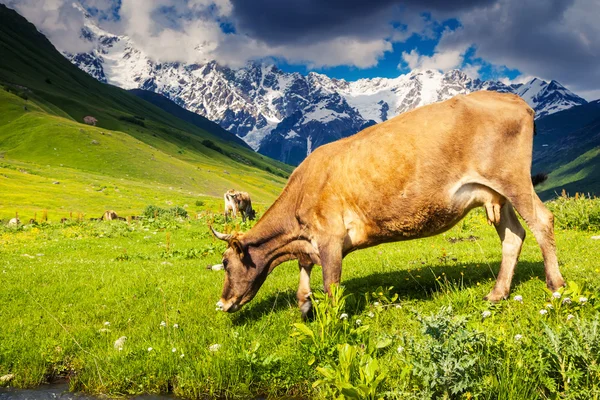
[211,91,565,317]
[234,191,256,222]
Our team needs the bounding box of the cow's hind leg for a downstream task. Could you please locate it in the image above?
[510,191,565,291]
[485,203,526,302]
[297,258,314,319]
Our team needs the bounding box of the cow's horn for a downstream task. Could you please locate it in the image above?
[210,226,233,242]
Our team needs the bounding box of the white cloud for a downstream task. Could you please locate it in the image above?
[400,48,463,72]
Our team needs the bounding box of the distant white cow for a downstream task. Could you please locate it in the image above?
[8,218,20,227]
[224,189,238,221]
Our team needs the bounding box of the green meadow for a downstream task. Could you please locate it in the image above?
[1,196,599,399]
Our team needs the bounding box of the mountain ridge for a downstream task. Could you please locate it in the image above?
[63,10,588,164]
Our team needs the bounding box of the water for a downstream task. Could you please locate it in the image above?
[0,384,172,400]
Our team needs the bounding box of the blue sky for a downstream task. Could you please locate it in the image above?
[2,0,598,99]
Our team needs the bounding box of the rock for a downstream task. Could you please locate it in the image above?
[0,374,15,383]
[52,181,60,184]
[91,140,99,145]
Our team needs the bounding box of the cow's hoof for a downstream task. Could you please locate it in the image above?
[547,276,566,291]
[300,300,313,320]
[484,291,508,303]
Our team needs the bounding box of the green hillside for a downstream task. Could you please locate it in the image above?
[0,4,293,219]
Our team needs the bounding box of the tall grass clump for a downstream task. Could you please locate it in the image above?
[547,192,600,231]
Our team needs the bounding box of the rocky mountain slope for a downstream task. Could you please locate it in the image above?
[65,6,587,165]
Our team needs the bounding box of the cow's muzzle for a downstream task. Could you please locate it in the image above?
[216,299,240,313]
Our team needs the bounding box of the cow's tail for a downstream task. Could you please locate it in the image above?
[532,172,548,186]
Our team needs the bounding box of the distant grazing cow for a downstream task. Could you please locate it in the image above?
[8,218,20,227]
[223,189,238,221]
[211,91,565,317]
[98,210,118,221]
[83,116,98,126]
[234,191,256,222]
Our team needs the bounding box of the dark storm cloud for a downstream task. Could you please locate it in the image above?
[437,0,600,97]
[229,0,498,45]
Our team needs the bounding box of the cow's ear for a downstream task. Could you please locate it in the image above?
[230,238,245,258]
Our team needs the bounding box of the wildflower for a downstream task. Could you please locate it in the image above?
[173,323,179,328]
[395,304,402,309]
[514,295,523,303]
[514,334,523,341]
[148,347,153,352]
[104,321,110,326]
[482,310,491,319]
[367,312,375,318]
[562,297,572,305]
[114,336,127,350]
[340,313,348,320]
[397,346,404,354]
[172,348,177,353]
[356,319,362,326]
[180,353,185,358]
[552,291,561,299]
[373,302,380,307]
[209,344,221,352]
[545,303,554,309]
[539,309,548,315]
[579,297,588,304]
[567,314,575,321]
[160,321,167,327]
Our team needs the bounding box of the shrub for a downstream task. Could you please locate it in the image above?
[547,193,600,231]
[202,139,223,154]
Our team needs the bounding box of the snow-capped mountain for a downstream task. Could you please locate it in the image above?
[64,10,587,165]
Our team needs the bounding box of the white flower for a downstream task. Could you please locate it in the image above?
[160,321,166,327]
[173,323,179,328]
[172,348,177,353]
[562,297,572,305]
[148,347,153,352]
[540,309,548,315]
[367,312,375,318]
[567,314,575,321]
[552,292,561,299]
[395,304,402,309]
[104,321,110,326]
[482,310,491,319]
[209,344,221,352]
[180,353,185,358]
[373,302,380,307]
[545,303,554,309]
[340,313,348,320]
[113,336,127,350]
[514,295,523,303]
[397,346,404,354]
[514,334,523,341]
[356,319,362,326]
[579,297,588,304]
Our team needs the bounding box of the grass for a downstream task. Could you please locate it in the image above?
[0,200,599,399]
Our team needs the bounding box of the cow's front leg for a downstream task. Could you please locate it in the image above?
[319,241,343,296]
[297,258,314,319]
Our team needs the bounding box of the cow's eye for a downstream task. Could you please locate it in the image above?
[222,259,228,269]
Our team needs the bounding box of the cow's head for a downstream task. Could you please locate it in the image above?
[210,226,268,312]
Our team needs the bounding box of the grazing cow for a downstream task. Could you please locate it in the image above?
[223,189,238,220]
[211,91,565,317]
[8,218,20,227]
[234,191,256,222]
[102,210,119,221]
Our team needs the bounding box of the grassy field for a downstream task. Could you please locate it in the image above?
[1,196,599,399]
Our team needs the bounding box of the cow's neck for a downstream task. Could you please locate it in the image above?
[241,200,307,271]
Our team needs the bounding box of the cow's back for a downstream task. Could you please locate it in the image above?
[288,91,535,240]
